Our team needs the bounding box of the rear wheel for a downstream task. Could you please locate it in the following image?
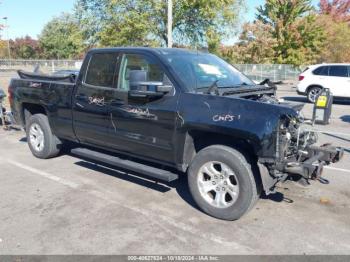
[188,145,260,220]
[26,114,61,159]
[307,86,322,103]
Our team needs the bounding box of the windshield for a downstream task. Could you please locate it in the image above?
[164,52,255,91]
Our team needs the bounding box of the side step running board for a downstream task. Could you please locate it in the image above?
[71,148,179,182]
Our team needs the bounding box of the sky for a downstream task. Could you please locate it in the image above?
[1,0,76,39]
[1,0,319,40]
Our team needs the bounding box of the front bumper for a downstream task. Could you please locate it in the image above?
[284,144,344,180]
[259,144,344,194]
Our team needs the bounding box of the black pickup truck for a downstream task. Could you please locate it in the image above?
[9,48,343,220]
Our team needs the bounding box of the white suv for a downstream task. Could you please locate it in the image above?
[297,64,350,102]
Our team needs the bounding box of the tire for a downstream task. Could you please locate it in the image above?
[307,86,322,103]
[188,145,260,220]
[26,114,61,159]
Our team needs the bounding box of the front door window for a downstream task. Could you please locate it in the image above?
[117,54,172,93]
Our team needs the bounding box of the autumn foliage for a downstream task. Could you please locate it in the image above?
[319,0,350,22]
[222,0,350,66]
[9,36,42,59]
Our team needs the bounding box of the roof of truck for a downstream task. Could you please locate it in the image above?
[88,47,207,56]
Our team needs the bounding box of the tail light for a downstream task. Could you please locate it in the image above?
[299,75,305,81]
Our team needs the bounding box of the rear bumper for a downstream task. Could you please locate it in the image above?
[284,144,344,180]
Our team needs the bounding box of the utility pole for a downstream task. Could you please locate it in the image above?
[167,0,173,48]
[2,17,11,60]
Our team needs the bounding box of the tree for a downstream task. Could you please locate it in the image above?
[316,15,350,62]
[10,36,41,59]
[225,21,277,64]
[0,24,6,58]
[97,1,159,47]
[74,0,243,48]
[319,0,350,22]
[0,40,8,58]
[39,13,86,59]
[256,0,324,66]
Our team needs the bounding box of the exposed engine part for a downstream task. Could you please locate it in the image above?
[261,112,344,191]
[256,94,280,104]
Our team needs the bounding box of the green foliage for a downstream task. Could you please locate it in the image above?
[8,0,349,66]
[316,15,350,62]
[10,36,41,59]
[74,0,243,48]
[97,0,160,47]
[255,0,325,66]
[39,13,86,59]
[0,40,8,59]
[226,21,277,64]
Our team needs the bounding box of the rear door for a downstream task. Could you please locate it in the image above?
[72,52,119,146]
[327,65,349,97]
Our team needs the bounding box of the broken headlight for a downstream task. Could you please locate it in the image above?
[278,115,318,160]
[277,116,301,160]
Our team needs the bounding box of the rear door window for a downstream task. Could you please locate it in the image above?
[313,66,329,76]
[85,53,119,87]
[329,66,348,77]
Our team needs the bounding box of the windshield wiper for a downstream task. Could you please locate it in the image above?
[206,79,220,95]
[228,82,251,87]
[196,81,252,94]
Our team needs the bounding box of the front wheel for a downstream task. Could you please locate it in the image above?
[188,145,260,220]
[26,114,61,159]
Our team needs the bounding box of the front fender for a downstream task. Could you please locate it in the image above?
[177,93,298,160]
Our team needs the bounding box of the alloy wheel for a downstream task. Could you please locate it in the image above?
[197,161,239,208]
[29,123,45,152]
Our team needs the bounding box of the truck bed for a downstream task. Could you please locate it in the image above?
[9,73,76,140]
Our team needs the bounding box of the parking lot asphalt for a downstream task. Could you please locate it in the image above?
[0,86,349,255]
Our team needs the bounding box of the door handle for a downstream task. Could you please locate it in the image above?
[110,100,124,106]
[75,94,87,100]
[75,102,84,108]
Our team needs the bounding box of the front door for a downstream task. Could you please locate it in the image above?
[107,53,179,165]
[72,52,119,146]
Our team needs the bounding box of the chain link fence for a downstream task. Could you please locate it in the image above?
[0,59,302,82]
[0,59,82,73]
[234,64,302,82]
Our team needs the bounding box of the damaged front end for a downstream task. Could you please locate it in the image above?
[259,114,344,194]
